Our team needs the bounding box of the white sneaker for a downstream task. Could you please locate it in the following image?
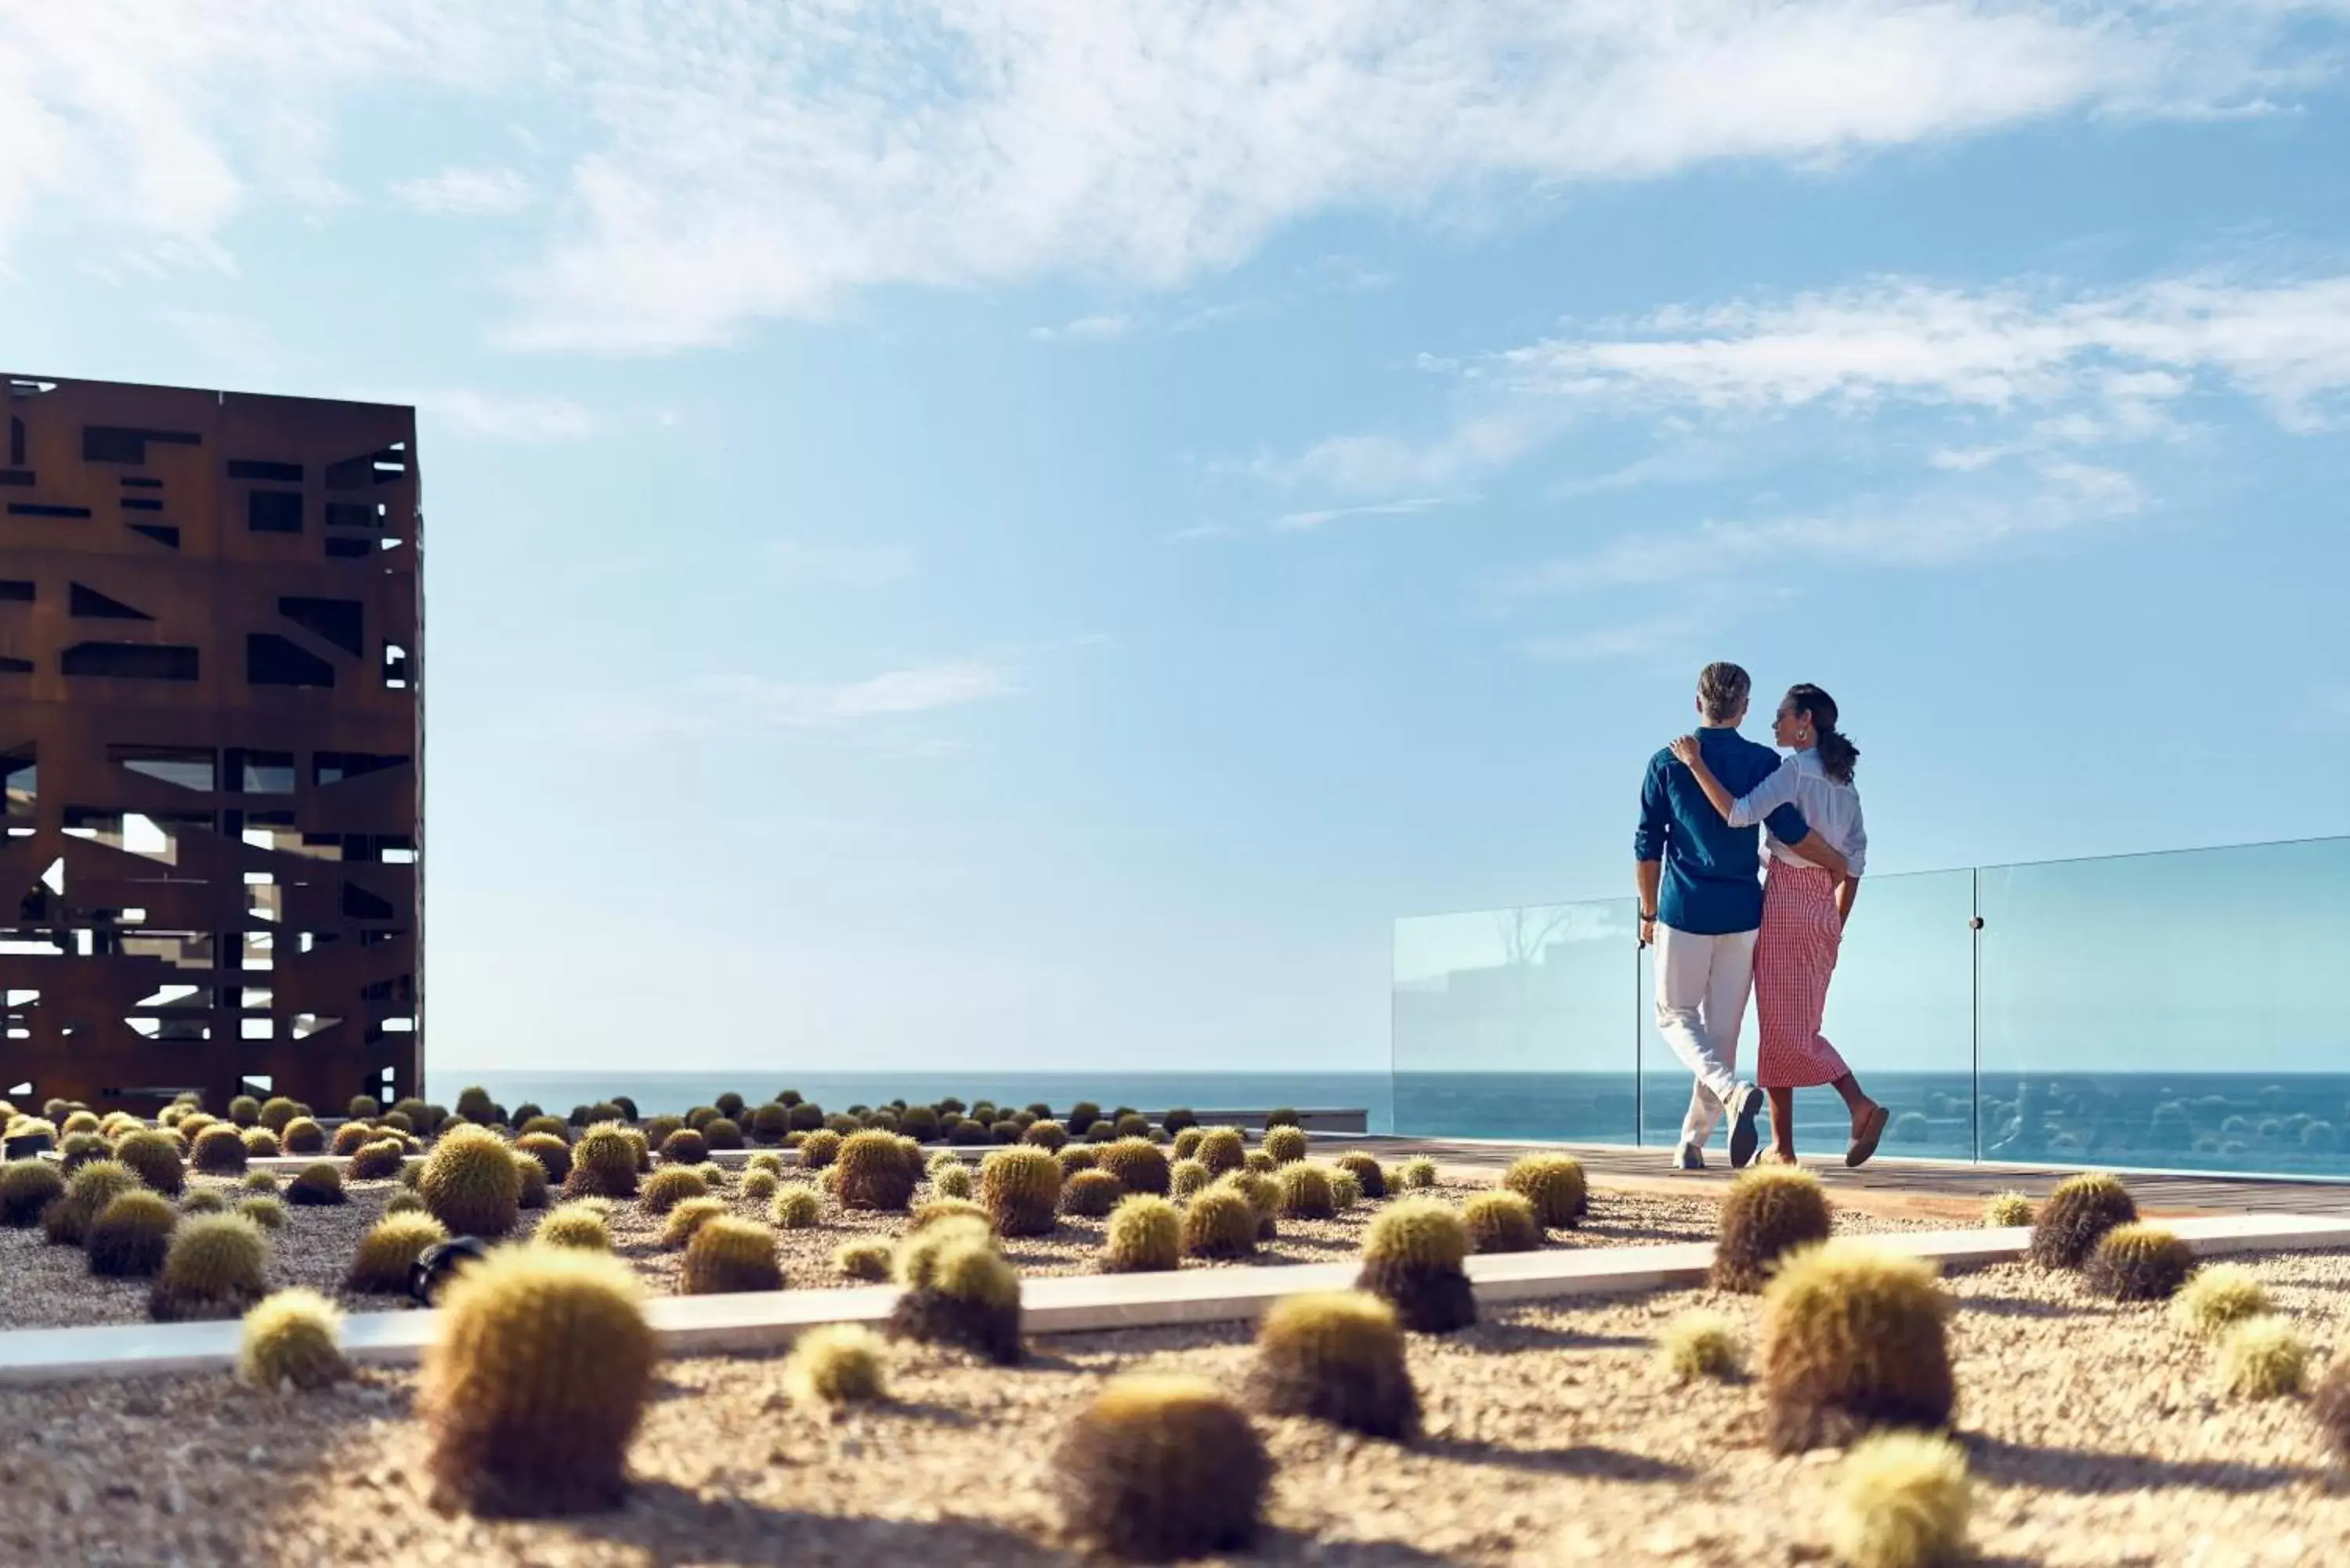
[1674,1142,1706,1172]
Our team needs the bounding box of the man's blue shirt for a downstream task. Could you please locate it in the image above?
[1634,727,1810,936]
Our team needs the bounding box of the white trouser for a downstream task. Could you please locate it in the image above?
[1652,923,1757,1149]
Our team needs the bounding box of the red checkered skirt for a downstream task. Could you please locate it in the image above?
[1755,860,1851,1089]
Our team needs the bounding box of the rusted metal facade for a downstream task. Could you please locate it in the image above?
[0,375,421,1112]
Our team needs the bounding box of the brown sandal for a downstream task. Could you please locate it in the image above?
[1846,1103,1889,1168]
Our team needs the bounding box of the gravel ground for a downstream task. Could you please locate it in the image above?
[2,1243,2348,1564]
[0,1172,414,1328]
[0,1171,1937,1328]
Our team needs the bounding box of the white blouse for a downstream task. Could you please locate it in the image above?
[1729,748,1867,877]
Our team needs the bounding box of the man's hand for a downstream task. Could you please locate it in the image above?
[1639,913,1657,948]
[1666,734,1701,767]
[1791,829,1849,880]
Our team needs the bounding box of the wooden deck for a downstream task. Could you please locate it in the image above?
[1322,1134,2350,1224]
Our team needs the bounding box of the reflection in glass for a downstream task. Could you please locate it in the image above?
[1393,900,1639,1141]
[1639,869,1977,1161]
[1979,838,2350,1178]
[1399,836,2350,1180]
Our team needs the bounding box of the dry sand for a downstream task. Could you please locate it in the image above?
[0,1176,2345,1563]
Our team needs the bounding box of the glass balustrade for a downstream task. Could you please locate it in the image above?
[1633,867,1976,1161]
[1395,835,2350,1180]
[1393,898,1640,1142]
[1977,836,2350,1179]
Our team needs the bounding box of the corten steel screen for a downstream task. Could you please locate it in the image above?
[0,374,421,1111]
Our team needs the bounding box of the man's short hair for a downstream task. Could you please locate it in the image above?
[1697,662,1751,724]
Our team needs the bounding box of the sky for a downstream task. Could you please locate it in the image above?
[2,1,2348,1079]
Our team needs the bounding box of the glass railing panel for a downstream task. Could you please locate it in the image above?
[1978,836,2350,1176]
[1637,867,1977,1160]
[1393,899,1639,1141]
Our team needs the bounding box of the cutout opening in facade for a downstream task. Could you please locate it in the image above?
[61,643,200,681]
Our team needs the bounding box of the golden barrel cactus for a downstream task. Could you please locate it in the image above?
[1052,1375,1269,1560]
[979,1146,1062,1237]
[1246,1291,1417,1437]
[420,1124,523,1238]
[561,1122,640,1200]
[1760,1241,1954,1453]
[151,1212,269,1321]
[1102,1195,1181,1274]
[1354,1198,1475,1334]
[421,1245,657,1516]
[1712,1165,1833,1293]
[682,1216,783,1294]
[2029,1172,2136,1270]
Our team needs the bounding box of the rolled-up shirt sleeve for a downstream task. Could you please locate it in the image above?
[1846,797,1867,878]
[1726,759,1799,829]
[1633,754,1668,862]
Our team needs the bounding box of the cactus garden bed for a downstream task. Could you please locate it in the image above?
[2,1242,2346,1564]
[0,1169,1937,1330]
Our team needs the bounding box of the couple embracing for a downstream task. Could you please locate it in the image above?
[1634,662,1884,1170]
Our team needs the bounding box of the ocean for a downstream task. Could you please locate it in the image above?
[1394,1069,2350,1180]
[438,1069,1397,1130]
[433,1066,2350,1180]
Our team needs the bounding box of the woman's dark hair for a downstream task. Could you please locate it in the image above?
[1786,684,1858,784]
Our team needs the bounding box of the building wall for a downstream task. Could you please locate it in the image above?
[0,374,421,1112]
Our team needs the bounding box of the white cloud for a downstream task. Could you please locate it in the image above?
[501,2,2342,350]
[765,539,919,587]
[575,657,1021,749]
[1270,496,1461,533]
[1029,314,1130,344]
[1166,522,1242,544]
[1506,461,2146,597]
[1168,301,1264,334]
[1495,274,2350,430]
[1929,443,2019,472]
[409,389,592,442]
[1546,443,1734,499]
[700,661,1020,725]
[1,4,2340,349]
[1267,408,1563,497]
[1264,269,2350,508]
[1389,269,2340,650]
[0,2,503,271]
[1518,582,1794,663]
[391,164,532,215]
[1304,255,1394,293]
[1521,610,1713,664]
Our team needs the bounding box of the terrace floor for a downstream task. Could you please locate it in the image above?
[1325,1133,2350,1223]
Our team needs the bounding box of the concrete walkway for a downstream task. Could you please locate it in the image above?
[1314,1135,2350,1223]
[0,1210,2344,1389]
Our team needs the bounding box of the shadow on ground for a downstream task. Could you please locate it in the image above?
[1462,1321,1654,1353]
[1416,1436,1695,1483]
[1964,1432,2317,1495]
[557,1486,1068,1565]
[1956,1295,2077,1319]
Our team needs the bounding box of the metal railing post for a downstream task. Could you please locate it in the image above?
[1632,933,1644,1147]
[1971,869,1983,1165]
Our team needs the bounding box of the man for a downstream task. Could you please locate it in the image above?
[1636,662,1849,1169]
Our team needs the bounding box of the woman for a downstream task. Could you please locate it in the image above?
[1668,684,1886,1167]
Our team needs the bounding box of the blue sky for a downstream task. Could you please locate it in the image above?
[2,2,2348,1078]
